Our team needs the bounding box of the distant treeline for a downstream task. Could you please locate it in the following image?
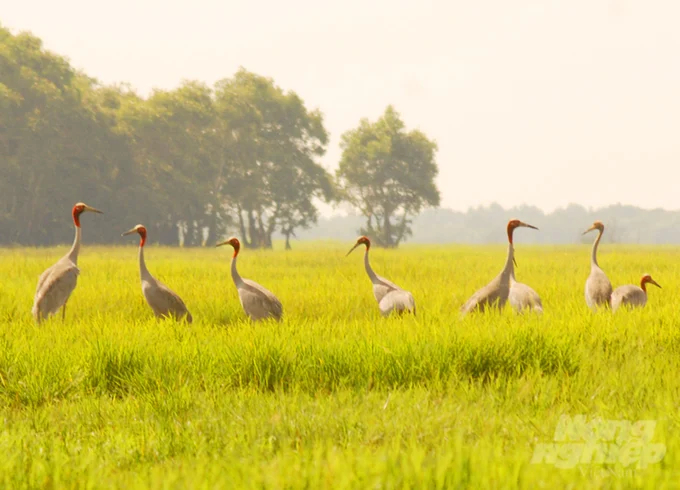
[283,203,680,245]
[1,25,440,248]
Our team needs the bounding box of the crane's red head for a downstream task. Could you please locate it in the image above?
[216,237,240,257]
[346,236,371,256]
[72,202,103,227]
[583,221,605,235]
[122,224,147,247]
[506,219,538,244]
[640,274,661,292]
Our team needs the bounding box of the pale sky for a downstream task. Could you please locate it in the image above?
[4,0,680,213]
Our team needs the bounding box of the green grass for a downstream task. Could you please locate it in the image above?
[0,242,679,489]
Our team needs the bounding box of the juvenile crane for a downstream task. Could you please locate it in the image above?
[460,219,538,315]
[122,224,192,323]
[32,202,102,323]
[583,221,613,310]
[346,236,416,316]
[610,274,661,312]
[509,270,543,314]
[216,237,283,321]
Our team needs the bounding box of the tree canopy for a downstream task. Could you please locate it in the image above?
[336,106,440,247]
[0,26,336,248]
[1,26,441,249]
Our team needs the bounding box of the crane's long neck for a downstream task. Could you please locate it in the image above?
[67,225,82,264]
[502,242,515,281]
[364,248,378,283]
[231,254,244,287]
[138,244,152,281]
[591,229,603,268]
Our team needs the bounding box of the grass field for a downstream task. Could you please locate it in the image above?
[0,241,679,489]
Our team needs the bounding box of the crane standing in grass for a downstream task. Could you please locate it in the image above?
[32,202,103,323]
[346,236,416,316]
[610,274,661,312]
[122,224,192,323]
[583,221,613,310]
[216,237,283,321]
[460,219,538,315]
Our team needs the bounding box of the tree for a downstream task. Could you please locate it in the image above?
[214,69,334,249]
[336,106,440,247]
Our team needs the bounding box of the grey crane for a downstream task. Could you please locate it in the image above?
[611,274,661,312]
[216,237,283,321]
[460,219,538,315]
[32,202,102,323]
[509,270,543,314]
[346,236,416,316]
[583,221,613,311]
[122,224,192,323]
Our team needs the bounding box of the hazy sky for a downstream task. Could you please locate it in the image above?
[4,0,680,213]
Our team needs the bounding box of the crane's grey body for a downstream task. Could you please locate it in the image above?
[610,274,660,312]
[509,272,543,314]
[231,254,283,322]
[137,246,192,322]
[460,243,514,314]
[610,285,647,312]
[364,252,416,316]
[32,231,80,323]
[584,224,612,310]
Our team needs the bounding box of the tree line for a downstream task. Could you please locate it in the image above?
[286,202,680,245]
[0,25,440,248]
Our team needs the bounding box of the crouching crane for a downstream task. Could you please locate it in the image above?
[216,237,283,321]
[122,224,192,323]
[509,270,543,314]
[346,236,416,316]
[32,202,102,323]
[611,274,661,312]
[460,219,538,315]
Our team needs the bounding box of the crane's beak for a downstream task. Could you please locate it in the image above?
[513,256,518,268]
[582,225,596,235]
[215,240,229,248]
[650,279,662,289]
[84,205,103,214]
[520,222,538,230]
[345,243,361,257]
[121,227,138,237]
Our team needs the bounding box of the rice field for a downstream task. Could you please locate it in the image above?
[0,242,679,489]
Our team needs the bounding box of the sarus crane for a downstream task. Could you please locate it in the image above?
[122,224,192,322]
[583,221,613,310]
[611,274,661,312]
[32,202,102,323]
[216,237,283,321]
[460,219,538,315]
[346,236,416,316]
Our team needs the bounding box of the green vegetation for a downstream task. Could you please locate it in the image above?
[0,243,678,488]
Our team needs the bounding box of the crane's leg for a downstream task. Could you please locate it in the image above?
[61,302,67,321]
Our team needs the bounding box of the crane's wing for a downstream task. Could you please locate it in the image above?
[241,279,283,321]
[611,285,646,310]
[379,289,416,316]
[509,281,543,313]
[585,267,613,309]
[33,258,79,318]
[143,279,192,322]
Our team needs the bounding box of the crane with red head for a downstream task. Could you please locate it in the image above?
[346,236,416,316]
[460,219,538,315]
[32,202,103,323]
[610,274,661,312]
[122,224,192,323]
[216,237,283,321]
